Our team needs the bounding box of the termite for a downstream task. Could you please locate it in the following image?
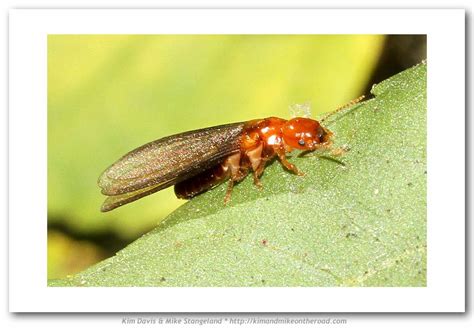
[98,96,364,212]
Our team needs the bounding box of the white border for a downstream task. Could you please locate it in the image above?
[9,9,465,312]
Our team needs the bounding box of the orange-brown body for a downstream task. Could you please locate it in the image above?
[175,117,333,202]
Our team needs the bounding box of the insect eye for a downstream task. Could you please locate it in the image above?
[298,139,305,146]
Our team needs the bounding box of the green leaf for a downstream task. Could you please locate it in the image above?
[50,62,426,287]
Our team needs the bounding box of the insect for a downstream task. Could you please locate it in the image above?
[98,96,364,212]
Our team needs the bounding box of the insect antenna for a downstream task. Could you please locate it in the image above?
[320,94,365,124]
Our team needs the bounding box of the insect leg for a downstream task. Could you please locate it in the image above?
[329,144,350,157]
[276,148,305,176]
[222,152,245,203]
[245,144,265,189]
[224,179,234,204]
[252,160,267,188]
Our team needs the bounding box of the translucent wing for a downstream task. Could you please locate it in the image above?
[100,179,177,212]
[98,122,245,211]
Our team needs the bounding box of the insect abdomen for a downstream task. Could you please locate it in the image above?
[174,163,230,199]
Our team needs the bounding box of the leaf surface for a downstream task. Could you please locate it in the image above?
[50,63,427,287]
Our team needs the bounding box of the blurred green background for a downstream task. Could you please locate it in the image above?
[47,35,425,279]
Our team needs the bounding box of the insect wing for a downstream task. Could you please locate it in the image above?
[100,179,177,212]
[98,122,245,199]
